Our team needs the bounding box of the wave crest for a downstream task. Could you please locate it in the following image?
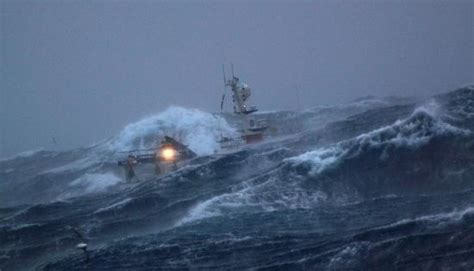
[290,103,470,175]
[106,106,236,155]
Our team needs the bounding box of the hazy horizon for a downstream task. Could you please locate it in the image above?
[1,0,473,157]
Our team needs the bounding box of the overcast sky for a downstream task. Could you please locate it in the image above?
[1,0,473,157]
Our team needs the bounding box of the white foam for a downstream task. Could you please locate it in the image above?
[94,198,132,213]
[328,242,368,268]
[290,102,470,174]
[177,176,327,226]
[0,148,45,162]
[177,197,222,225]
[106,106,237,156]
[290,146,343,175]
[58,172,123,199]
[379,206,474,231]
[352,101,466,149]
[42,157,97,174]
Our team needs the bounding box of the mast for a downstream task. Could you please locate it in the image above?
[219,64,269,146]
[224,65,257,114]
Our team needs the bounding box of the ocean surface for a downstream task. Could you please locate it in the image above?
[1,86,474,270]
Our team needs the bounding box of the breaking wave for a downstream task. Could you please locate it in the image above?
[105,106,236,155]
[34,106,237,176]
[289,102,470,176]
[58,172,123,199]
[2,86,474,270]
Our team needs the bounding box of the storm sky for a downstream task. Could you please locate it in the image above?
[1,0,473,157]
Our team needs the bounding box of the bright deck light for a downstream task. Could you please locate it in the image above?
[160,147,177,161]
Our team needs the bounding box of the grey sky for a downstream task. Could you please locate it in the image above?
[1,0,473,157]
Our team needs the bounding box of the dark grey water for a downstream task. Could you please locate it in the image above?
[1,86,473,270]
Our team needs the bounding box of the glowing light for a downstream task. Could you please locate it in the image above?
[160,147,177,161]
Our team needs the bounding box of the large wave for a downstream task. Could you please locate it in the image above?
[3,87,474,270]
[171,100,474,225]
[290,102,470,175]
[0,106,237,206]
[104,106,237,156]
[284,102,474,201]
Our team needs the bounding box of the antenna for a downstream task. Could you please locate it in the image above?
[221,64,227,112]
[231,63,234,77]
[222,64,227,85]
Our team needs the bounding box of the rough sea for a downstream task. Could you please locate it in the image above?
[1,86,474,270]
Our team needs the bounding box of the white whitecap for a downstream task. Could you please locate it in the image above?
[106,106,237,156]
